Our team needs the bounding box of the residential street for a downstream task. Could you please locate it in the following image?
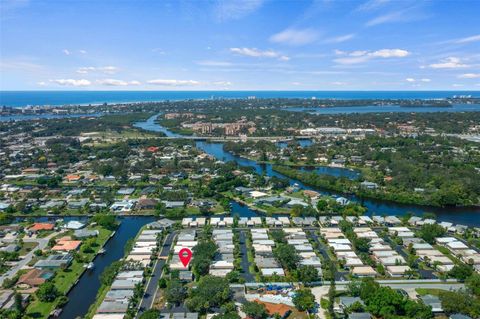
[136,231,176,317]
[238,230,255,282]
[0,231,62,286]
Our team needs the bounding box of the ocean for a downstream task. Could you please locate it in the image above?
[1,90,480,107]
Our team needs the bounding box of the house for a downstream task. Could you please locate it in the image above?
[64,220,85,230]
[17,269,53,288]
[29,223,54,232]
[349,313,372,319]
[360,181,378,190]
[117,188,135,195]
[255,196,288,206]
[336,297,364,312]
[35,253,73,269]
[74,229,99,238]
[110,200,135,213]
[52,238,82,251]
[162,201,185,209]
[68,199,89,209]
[420,295,443,313]
[387,265,411,277]
[254,299,293,318]
[136,198,158,210]
[351,266,377,277]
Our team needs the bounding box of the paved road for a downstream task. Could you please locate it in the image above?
[0,231,62,285]
[137,231,176,317]
[381,233,437,279]
[306,230,347,281]
[238,230,255,282]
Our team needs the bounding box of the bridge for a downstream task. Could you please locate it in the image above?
[156,135,315,142]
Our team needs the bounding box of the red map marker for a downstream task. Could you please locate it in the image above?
[179,248,192,267]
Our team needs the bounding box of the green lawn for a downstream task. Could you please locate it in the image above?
[415,288,447,296]
[25,227,113,318]
[18,242,38,256]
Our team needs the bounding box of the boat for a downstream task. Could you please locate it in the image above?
[85,262,94,270]
[98,248,106,254]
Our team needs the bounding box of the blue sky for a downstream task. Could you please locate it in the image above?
[1,0,480,90]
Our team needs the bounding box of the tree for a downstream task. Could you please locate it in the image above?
[241,301,268,319]
[293,288,315,311]
[466,273,480,296]
[273,244,300,271]
[36,282,59,302]
[440,290,473,315]
[191,240,217,276]
[417,224,446,244]
[185,276,231,313]
[212,313,241,319]
[165,280,186,306]
[347,278,362,297]
[139,309,161,319]
[297,265,319,284]
[0,212,13,225]
[92,214,118,230]
[449,264,473,281]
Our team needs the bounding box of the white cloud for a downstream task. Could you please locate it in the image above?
[50,79,91,87]
[230,47,289,61]
[147,79,201,86]
[77,66,118,74]
[37,81,47,86]
[79,50,87,54]
[269,28,318,46]
[452,83,464,87]
[214,0,264,21]
[331,81,347,85]
[405,78,431,83]
[454,34,480,44]
[62,49,71,55]
[428,57,468,69]
[324,33,355,44]
[334,49,410,64]
[458,73,480,79]
[97,79,141,86]
[370,49,409,58]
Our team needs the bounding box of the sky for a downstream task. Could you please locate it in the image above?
[1,0,480,91]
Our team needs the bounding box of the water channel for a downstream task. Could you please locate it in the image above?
[61,110,480,318]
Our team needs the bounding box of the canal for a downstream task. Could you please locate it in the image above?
[136,114,480,227]
[58,216,155,319]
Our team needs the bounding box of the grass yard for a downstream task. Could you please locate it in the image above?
[25,226,113,318]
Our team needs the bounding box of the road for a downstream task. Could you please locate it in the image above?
[136,231,176,317]
[238,230,255,282]
[306,230,348,281]
[0,231,62,286]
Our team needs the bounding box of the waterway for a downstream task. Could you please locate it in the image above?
[58,216,155,319]
[19,107,480,318]
[135,114,480,227]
